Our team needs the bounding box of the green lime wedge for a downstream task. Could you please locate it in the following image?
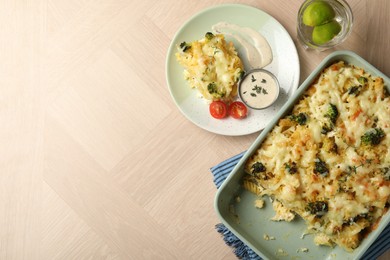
[302,1,336,26]
[312,20,342,45]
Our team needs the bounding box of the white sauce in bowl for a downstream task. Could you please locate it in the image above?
[212,22,273,69]
[239,69,280,109]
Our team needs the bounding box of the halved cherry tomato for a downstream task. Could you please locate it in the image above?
[229,101,247,119]
[209,101,227,119]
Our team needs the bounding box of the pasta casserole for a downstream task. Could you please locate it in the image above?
[243,61,390,251]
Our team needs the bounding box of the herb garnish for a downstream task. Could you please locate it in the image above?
[252,85,262,94]
[251,75,256,82]
[243,74,269,97]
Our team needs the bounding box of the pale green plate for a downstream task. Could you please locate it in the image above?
[215,50,390,260]
[165,4,300,136]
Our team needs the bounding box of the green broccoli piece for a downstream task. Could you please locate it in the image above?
[207,82,226,98]
[251,162,275,180]
[348,76,369,97]
[289,113,307,125]
[179,41,191,52]
[251,162,266,174]
[361,128,385,146]
[325,103,339,124]
[321,124,333,134]
[306,201,328,217]
[321,104,338,134]
[285,162,298,174]
[347,85,361,95]
[314,158,328,176]
[207,82,218,94]
[358,76,368,85]
[235,70,245,82]
[205,32,214,40]
[344,213,373,226]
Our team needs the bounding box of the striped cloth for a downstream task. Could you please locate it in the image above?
[211,152,390,260]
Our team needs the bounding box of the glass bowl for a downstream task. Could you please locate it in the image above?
[297,0,353,51]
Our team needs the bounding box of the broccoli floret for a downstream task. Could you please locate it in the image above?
[314,158,328,176]
[345,76,368,98]
[306,201,328,217]
[207,82,218,94]
[207,82,225,98]
[321,124,333,134]
[361,128,385,146]
[205,32,214,40]
[251,162,273,180]
[344,213,373,226]
[236,70,245,82]
[251,162,266,174]
[289,113,307,125]
[321,104,338,133]
[321,104,338,134]
[358,76,368,85]
[347,86,361,95]
[179,41,191,52]
[285,162,298,174]
[325,103,339,124]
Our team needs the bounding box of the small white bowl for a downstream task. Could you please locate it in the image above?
[238,69,280,110]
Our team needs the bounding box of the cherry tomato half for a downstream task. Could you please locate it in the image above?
[229,101,247,119]
[209,101,228,119]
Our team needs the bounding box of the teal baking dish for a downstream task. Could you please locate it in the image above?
[214,50,390,260]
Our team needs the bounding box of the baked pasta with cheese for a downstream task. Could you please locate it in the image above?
[175,32,244,102]
[243,61,390,252]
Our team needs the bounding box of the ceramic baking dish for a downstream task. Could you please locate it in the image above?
[214,50,390,260]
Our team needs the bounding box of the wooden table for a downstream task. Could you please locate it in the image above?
[1,0,389,259]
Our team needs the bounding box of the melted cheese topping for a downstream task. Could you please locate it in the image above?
[175,33,244,102]
[244,61,390,252]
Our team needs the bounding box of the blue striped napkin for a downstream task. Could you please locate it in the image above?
[211,152,390,260]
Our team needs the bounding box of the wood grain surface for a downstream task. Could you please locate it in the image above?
[1,0,389,259]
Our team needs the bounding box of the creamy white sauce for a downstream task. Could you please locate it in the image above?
[239,69,279,109]
[212,22,273,69]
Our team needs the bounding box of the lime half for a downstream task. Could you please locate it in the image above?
[312,20,342,45]
[303,1,336,26]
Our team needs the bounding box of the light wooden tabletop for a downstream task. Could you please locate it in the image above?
[1,0,389,259]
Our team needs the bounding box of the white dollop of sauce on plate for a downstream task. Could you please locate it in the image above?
[212,22,273,69]
[239,69,279,109]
